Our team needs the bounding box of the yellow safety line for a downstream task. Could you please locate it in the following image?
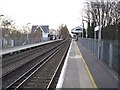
[75,42,98,89]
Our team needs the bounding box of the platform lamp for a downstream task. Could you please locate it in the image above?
[0,14,4,48]
[0,14,4,23]
[0,15,4,17]
[94,1,103,59]
[82,19,88,38]
[26,23,31,44]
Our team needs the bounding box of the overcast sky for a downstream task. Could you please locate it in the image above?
[0,0,86,30]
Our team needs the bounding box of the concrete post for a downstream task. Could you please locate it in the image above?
[100,41,103,60]
[98,5,102,60]
[109,43,113,68]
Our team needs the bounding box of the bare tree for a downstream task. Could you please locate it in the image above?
[82,0,120,39]
[58,24,70,39]
[84,0,120,27]
[1,17,14,47]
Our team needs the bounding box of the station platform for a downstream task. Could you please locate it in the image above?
[0,40,62,56]
[56,40,119,89]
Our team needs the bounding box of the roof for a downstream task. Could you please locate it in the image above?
[71,26,83,33]
[31,25,38,32]
[40,25,49,33]
[31,25,49,33]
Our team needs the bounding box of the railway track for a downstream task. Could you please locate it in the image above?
[2,40,62,67]
[2,39,71,89]
[2,40,63,77]
[2,40,65,88]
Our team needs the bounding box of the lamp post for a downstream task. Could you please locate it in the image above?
[92,1,103,59]
[82,19,88,38]
[82,19,84,38]
[0,15,4,17]
[26,23,31,44]
[98,5,102,41]
[0,15,4,48]
[0,14,4,24]
[97,1,103,59]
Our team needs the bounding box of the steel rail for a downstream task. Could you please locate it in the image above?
[2,41,61,67]
[46,40,70,89]
[2,41,64,78]
[5,42,64,90]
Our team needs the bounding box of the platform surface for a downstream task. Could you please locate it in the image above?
[62,40,94,88]
[77,40,118,88]
[56,40,119,89]
[0,40,61,56]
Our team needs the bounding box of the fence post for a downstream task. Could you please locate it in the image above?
[100,41,103,60]
[109,43,113,68]
[98,40,101,59]
[94,40,96,55]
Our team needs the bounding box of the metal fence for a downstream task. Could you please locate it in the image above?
[1,36,50,49]
[78,37,119,76]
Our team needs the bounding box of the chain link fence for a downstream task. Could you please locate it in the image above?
[78,37,119,76]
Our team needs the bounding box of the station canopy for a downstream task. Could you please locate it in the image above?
[71,26,83,34]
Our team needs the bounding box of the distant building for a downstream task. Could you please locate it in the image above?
[71,26,83,34]
[48,29,57,40]
[40,25,49,41]
[71,26,83,40]
[31,25,49,43]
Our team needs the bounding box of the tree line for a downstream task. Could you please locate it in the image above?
[82,0,120,41]
[1,16,71,48]
[0,16,41,48]
[58,24,71,39]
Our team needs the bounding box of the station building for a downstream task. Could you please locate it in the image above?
[31,25,49,42]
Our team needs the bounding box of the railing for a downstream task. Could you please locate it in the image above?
[78,37,119,76]
[1,36,51,49]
